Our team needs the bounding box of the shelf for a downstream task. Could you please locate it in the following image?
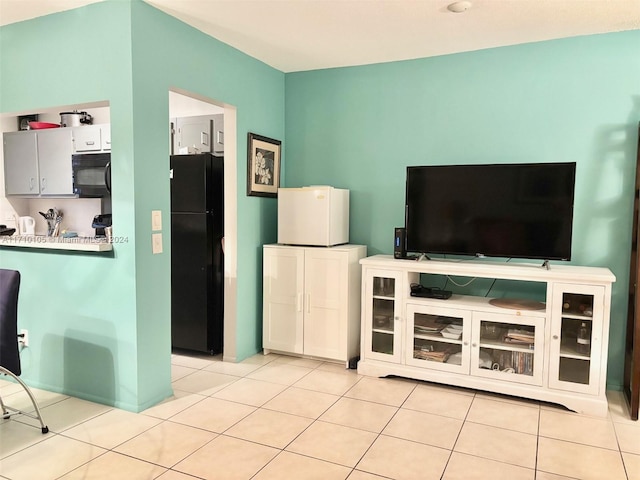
[407,293,547,317]
[0,235,113,252]
[562,314,594,321]
[560,345,591,360]
[479,339,534,353]
[372,328,393,335]
[413,333,462,344]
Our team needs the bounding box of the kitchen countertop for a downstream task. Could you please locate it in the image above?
[0,235,113,252]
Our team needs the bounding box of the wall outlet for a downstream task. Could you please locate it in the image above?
[152,233,163,254]
[18,329,28,347]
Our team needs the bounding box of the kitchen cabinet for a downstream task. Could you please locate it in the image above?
[173,114,223,155]
[3,131,39,195]
[3,128,74,196]
[73,124,110,152]
[263,244,366,366]
[358,255,615,416]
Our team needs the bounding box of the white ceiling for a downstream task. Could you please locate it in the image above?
[1,0,639,72]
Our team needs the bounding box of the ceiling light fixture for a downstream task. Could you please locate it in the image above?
[447,1,472,13]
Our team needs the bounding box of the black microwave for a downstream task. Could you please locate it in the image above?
[72,153,111,198]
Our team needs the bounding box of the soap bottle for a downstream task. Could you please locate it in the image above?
[576,322,591,355]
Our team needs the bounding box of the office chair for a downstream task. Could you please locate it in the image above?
[0,269,49,433]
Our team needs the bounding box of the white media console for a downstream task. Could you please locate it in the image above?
[358,255,616,416]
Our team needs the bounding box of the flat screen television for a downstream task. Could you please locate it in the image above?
[405,162,576,261]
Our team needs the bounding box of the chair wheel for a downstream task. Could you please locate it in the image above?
[41,426,49,434]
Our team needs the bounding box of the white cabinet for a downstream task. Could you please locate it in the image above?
[3,128,74,196]
[263,244,367,366]
[173,114,223,155]
[73,124,110,152]
[358,255,615,416]
[548,284,606,395]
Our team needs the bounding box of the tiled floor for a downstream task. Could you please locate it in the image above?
[1,351,640,480]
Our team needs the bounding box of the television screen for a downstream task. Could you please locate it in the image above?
[405,162,576,261]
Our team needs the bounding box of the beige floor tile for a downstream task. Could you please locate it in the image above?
[246,363,314,385]
[141,391,207,419]
[347,471,388,479]
[62,408,160,449]
[534,473,577,480]
[319,397,398,433]
[243,352,282,366]
[382,408,463,449]
[356,434,450,480]
[344,376,416,407]
[0,419,49,458]
[2,385,69,412]
[294,368,361,396]
[270,355,324,369]
[539,409,618,449]
[454,422,537,469]
[212,377,288,406]
[287,420,377,468]
[0,434,106,480]
[171,353,221,369]
[402,383,473,419]
[172,364,198,382]
[203,359,263,377]
[171,370,239,395]
[442,451,535,480]
[225,408,313,448]
[19,396,112,433]
[537,436,627,480]
[623,452,640,480]
[262,386,339,418]
[58,451,167,479]
[170,397,255,433]
[614,420,640,454]
[253,451,351,479]
[607,390,636,424]
[466,396,539,434]
[114,420,217,467]
[157,470,202,480]
[318,362,360,374]
[173,434,279,480]
[474,390,540,408]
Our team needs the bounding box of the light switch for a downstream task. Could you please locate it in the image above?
[152,233,163,254]
[152,210,162,231]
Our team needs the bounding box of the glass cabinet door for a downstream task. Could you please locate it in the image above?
[406,304,471,373]
[549,284,604,395]
[470,312,544,386]
[365,269,403,363]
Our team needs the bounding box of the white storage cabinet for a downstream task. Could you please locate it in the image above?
[358,255,615,416]
[263,244,367,366]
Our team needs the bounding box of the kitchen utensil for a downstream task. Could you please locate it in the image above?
[60,110,93,127]
[38,208,63,237]
[28,121,60,129]
[18,216,35,235]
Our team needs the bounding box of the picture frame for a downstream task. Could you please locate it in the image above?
[247,133,281,197]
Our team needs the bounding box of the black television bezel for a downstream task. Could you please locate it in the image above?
[404,162,577,261]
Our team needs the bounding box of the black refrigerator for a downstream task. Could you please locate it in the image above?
[170,153,224,354]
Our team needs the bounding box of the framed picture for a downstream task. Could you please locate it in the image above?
[247,133,281,197]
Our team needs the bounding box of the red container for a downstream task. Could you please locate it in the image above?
[29,121,60,129]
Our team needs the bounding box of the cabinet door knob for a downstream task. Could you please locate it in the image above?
[463,341,469,346]
[472,343,477,348]
[553,335,559,340]
[41,178,46,190]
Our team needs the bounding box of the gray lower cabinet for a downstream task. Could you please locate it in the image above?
[3,128,75,196]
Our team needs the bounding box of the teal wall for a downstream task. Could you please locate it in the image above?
[285,30,640,389]
[0,0,284,410]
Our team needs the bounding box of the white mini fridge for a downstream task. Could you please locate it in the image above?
[278,186,349,246]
